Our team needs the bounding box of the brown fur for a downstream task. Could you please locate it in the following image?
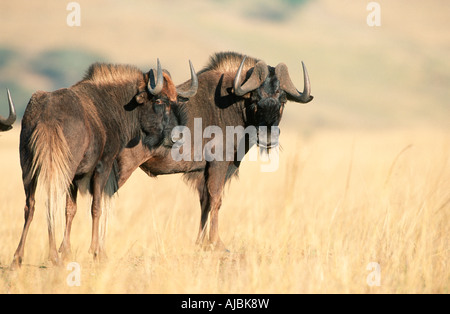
[161,72,178,102]
[82,63,143,86]
[11,62,181,268]
[111,52,262,252]
[113,51,313,253]
[200,51,259,74]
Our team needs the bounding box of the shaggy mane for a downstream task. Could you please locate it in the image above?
[82,63,143,85]
[200,51,259,74]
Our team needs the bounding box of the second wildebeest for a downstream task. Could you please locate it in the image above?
[11,60,198,268]
[91,51,314,252]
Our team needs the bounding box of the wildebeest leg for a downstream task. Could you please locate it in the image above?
[195,177,210,248]
[59,184,78,261]
[11,178,37,269]
[88,162,113,261]
[200,163,228,251]
[208,190,226,252]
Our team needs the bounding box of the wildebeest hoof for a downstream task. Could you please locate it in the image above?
[213,242,229,253]
[49,253,62,267]
[90,248,108,263]
[198,239,229,253]
[10,257,22,271]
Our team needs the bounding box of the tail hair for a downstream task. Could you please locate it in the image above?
[28,123,73,234]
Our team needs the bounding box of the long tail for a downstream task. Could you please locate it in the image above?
[28,123,73,236]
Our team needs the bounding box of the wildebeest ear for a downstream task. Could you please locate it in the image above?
[162,69,172,79]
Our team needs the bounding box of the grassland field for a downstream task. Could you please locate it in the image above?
[0,127,448,293]
[0,0,449,294]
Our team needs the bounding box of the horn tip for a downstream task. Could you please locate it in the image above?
[189,60,196,71]
[301,61,309,71]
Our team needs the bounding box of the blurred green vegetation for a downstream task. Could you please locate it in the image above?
[243,0,311,22]
[31,49,105,89]
[0,48,16,69]
[0,0,448,129]
[0,47,106,118]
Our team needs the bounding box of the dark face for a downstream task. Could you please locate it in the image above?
[133,65,195,150]
[136,92,181,149]
[249,71,285,149]
[233,55,312,151]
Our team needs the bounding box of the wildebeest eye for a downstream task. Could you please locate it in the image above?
[153,99,165,114]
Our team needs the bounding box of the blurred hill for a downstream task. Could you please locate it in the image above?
[0,0,448,129]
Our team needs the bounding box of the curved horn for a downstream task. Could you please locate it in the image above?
[176,60,198,98]
[233,56,269,96]
[0,89,16,131]
[148,58,164,95]
[275,61,313,103]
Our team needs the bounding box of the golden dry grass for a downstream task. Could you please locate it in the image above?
[0,0,449,295]
[0,127,448,293]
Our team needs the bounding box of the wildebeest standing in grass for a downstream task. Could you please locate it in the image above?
[11,60,198,269]
[0,89,16,131]
[107,52,314,251]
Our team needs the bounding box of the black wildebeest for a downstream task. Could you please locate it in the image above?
[0,89,16,131]
[85,51,313,252]
[11,60,198,268]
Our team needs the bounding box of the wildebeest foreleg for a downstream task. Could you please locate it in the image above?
[196,178,210,248]
[196,163,228,252]
[208,193,226,251]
